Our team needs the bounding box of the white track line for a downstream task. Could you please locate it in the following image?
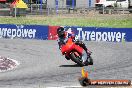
[47,82,132,88]
[47,85,82,88]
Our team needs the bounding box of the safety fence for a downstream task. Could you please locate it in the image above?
[0,24,132,42]
[0,4,132,16]
[22,6,132,15]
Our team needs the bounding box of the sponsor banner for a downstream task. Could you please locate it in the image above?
[0,24,48,40]
[79,67,131,86]
[48,26,132,42]
[48,26,59,40]
[1,24,132,42]
[73,27,126,42]
[74,27,132,42]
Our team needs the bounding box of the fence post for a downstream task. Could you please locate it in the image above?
[47,5,49,16]
[72,0,74,8]
[62,0,64,14]
[15,6,16,17]
[55,0,58,14]
[103,5,105,14]
[89,0,91,7]
[30,0,33,13]
[40,0,43,14]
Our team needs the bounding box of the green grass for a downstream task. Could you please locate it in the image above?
[0,16,132,28]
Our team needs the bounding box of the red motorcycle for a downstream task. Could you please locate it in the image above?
[61,37,93,66]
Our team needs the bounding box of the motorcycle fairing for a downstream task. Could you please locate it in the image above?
[61,38,83,56]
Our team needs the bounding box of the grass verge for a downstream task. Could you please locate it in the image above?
[0,15,132,28]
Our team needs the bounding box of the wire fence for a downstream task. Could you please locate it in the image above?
[0,3,132,17]
[27,4,132,15]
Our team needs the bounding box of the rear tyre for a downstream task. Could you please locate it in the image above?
[70,52,84,66]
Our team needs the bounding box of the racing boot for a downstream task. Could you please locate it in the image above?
[87,49,92,58]
[87,52,93,65]
[82,50,93,66]
[81,50,88,66]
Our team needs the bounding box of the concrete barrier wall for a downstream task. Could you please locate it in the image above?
[0,24,132,42]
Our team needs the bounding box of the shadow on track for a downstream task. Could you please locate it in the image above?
[59,64,81,67]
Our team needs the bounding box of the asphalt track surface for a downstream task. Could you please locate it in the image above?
[0,39,132,88]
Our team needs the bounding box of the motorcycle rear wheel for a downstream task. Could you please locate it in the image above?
[70,52,85,66]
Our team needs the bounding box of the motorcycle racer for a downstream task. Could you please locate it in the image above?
[57,27,91,65]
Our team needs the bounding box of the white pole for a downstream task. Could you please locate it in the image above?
[15,6,17,17]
